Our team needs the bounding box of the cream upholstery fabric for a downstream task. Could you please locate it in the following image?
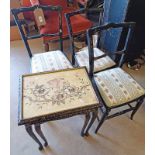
[94,68,145,107]
[31,50,73,73]
[22,68,99,119]
[75,47,116,72]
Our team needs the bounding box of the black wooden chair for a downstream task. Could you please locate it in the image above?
[11,5,73,73]
[65,8,119,73]
[86,22,145,133]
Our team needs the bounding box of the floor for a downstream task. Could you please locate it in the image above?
[10,39,145,155]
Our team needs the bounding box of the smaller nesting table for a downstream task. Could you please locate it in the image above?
[18,67,99,150]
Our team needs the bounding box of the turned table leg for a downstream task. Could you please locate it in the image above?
[34,124,48,147]
[85,110,98,136]
[81,113,90,137]
[25,124,43,150]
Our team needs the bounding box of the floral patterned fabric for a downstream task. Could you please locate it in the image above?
[22,68,99,119]
[31,50,73,73]
[94,67,145,107]
[75,47,116,72]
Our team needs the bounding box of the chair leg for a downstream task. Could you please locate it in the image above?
[95,110,109,134]
[96,115,100,122]
[130,98,144,120]
[85,109,98,136]
[34,124,48,147]
[72,55,76,66]
[43,42,49,52]
[25,124,43,150]
[81,113,90,137]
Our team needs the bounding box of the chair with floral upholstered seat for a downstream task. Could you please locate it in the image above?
[86,22,145,133]
[65,8,119,73]
[11,5,73,73]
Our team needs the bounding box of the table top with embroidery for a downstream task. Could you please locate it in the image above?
[19,67,99,122]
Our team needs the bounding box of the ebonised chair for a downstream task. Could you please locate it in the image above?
[11,5,73,150]
[65,8,119,73]
[86,22,145,133]
[11,5,73,73]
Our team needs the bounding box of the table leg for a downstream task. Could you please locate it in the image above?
[34,124,48,147]
[81,113,90,137]
[25,124,43,150]
[85,110,98,136]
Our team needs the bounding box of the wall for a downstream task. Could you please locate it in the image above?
[101,0,130,53]
[10,0,21,41]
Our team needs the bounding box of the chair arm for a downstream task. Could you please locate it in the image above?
[93,50,125,61]
[100,48,126,56]
[102,50,126,67]
[94,54,107,61]
[110,50,126,55]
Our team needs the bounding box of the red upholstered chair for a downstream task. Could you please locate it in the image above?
[19,0,93,51]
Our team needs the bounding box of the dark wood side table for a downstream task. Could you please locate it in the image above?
[18,67,99,150]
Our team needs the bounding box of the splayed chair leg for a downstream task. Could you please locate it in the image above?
[95,110,108,134]
[130,97,144,120]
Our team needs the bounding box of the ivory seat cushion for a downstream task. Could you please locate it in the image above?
[94,67,145,107]
[31,50,73,73]
[75,47,116,72]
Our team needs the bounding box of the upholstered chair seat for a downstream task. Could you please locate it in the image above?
[31,50,73,73]
[75,47,116,72]
[94,67,145,107]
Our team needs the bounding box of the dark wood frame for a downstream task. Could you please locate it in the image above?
[11,5,64,58]
[87,22,136,76]
[65,9,138,73]
[19,67,99,125]
[86,22,145,133]
[18,67,100,150]
[65,8,104,66]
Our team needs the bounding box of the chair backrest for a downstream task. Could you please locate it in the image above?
[86,22,135,77]
[11,5,63,58]
[65,8,104,65]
